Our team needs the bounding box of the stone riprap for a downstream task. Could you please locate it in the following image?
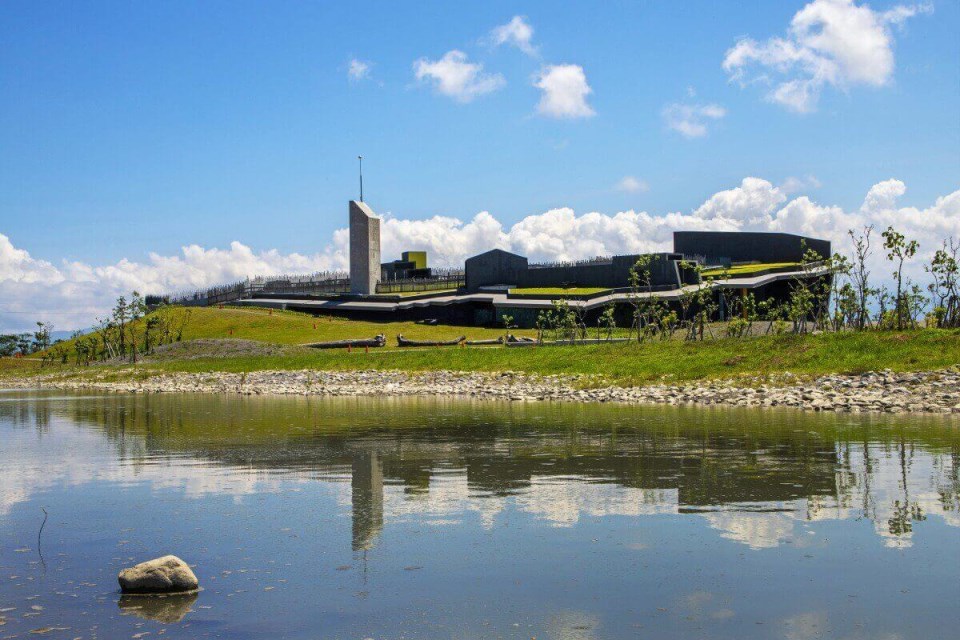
[7,367,960,415]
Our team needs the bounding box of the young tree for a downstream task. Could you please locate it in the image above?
[628,255,665,342]
[33,321,53,352]
[535,310,549,344]
[113,295,128,357]
[597,303,616,341]
[926,237,959,328]
[0,334,18,357]
[126,291,147,363]
[785,245,825,334]
[848,226,876,330]
[675,260,700,338]
[500,313,514,343]
[881,226,919,330]
[550,299,577,342]
[571,302,589,342]
[826,252,851,332]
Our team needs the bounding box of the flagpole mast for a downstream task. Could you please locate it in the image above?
[358,155,364,202]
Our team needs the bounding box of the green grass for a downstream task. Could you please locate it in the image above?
[9,306,959,387]
[138,329,959,384]
[509,287,611,296]
[701,262,801,277]
[0,357,42,378]
[368,289,457,299]
[176,306,530,343]
[25,306,530,355]
[395,289,457,298]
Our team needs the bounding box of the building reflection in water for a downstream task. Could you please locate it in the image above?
[2,392,958,553]
[351,451,384,551]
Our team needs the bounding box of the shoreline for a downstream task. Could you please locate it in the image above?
[4,367,960,415]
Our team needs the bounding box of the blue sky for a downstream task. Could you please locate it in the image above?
[1,0,958,330]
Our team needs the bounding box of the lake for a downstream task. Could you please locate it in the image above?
[1,390,958,639]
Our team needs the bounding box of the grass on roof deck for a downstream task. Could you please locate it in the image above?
[393,289,457,298]
[510,287,612,296]
[701,262,801,277]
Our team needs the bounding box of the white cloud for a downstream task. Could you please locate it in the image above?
[379,211,508,268]
[0,233,63,285]
[489,15,537,56]
[2,178,958,332]
[780,175,822,194]
[723,0,932,113]
[882,1,934,26]
[347,58,371,81]
[413,50,505,103]
[662,102,726,138]
[534,64,595,119]
[0,235,349,332]
[616,176,649,193]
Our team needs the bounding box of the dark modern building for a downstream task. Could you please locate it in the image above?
[178,201,834,327]
[674,231,831,267]
[464,250,693,292]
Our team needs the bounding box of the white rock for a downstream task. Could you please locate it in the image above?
[118,555,199,594]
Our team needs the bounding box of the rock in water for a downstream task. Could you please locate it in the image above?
[118,555,199,594]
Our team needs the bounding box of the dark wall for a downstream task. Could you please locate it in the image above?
[465,250,529,291]
[381,260,416,280]
[673,231,831,265]
[465,250,683,292]
[517,254,681,289]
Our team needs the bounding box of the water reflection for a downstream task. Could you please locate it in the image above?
[1,391,957,551]
[352,451,384,551]
[1,391,959,639]
[118,591,198,623]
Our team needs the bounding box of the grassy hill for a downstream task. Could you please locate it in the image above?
[2,306,958,386]
[160,306,531,344]
[149,327,960,383]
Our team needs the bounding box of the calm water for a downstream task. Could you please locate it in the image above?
[1,391,959,639]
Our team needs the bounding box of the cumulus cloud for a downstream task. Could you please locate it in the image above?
[347,58,371,81]
[489,15,537,56]
[662,102,726,138]
[2,178,958,331]
[0,235,349,331]
[534,64,595,119]
[779,175,822,194]
[413,50,505,103]
[723,0,932,113]
[615,176,649,193]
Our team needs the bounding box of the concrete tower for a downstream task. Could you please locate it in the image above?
[349,200,381,295]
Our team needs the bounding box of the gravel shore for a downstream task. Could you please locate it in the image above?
[5,367,960,415]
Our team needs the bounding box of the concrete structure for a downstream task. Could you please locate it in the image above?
[674,231,831,267]
[381,250,432,281]
[402,251,427,270]
[236,264,829,327]
[216,203,835,327]
[465,250,688,293]
[349,200,381,295]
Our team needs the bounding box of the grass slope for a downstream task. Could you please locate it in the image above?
[169,306,533,344]
[6,306,958,386]
[145,329,960,384]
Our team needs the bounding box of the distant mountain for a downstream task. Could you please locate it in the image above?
[51,328,93,342]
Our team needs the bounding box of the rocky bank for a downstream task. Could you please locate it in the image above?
[5,367,960,415]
